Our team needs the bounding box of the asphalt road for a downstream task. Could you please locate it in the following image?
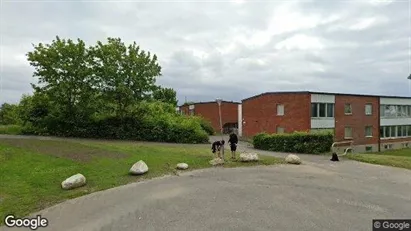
[2,161,411,231]
[2,135,411,231]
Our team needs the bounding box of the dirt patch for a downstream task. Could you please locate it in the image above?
[0,138,128,162]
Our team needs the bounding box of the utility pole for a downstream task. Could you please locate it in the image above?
[216,98,224,160]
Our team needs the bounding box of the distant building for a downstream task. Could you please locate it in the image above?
[177,101,241,134]
[241,91,411,153]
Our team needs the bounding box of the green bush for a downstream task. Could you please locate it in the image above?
[0,125,23,135]
[253,132,333,154]
[191,116,214,135]
[21,101,209,144]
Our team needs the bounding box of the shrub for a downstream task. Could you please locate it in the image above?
[0,125,23,135]
[191,116,214,135]
[253,132,333,154]
[21,101,209,144]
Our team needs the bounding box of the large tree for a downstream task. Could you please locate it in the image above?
[90,38,162,118]
[26,36,166,135]
[26,36,95,126]
[152,87,178,106]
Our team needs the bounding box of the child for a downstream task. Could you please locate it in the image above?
[228,132,238,159]
[211,140,225,159]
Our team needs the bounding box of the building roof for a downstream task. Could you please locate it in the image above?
[178,100,241,107]
[242,91,411,102]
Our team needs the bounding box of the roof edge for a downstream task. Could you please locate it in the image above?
[178,100,241,107]
[242,91,411,102]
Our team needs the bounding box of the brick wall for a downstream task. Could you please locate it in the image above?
[242,93,311,137]
[179,102,239,132]
[334,95,379,145]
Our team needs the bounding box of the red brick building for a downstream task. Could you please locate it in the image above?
[241,91,411,153]
[178,101,240,133]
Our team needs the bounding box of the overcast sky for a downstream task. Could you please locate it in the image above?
[0,0,410,105]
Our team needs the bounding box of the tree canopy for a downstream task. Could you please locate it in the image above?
[10,36,211,142]
[26,36,168,120]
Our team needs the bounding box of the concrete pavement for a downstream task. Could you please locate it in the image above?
[209,135,331,163]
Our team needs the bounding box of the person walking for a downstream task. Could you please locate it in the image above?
[228,132,238,159]
[211,140,225,159]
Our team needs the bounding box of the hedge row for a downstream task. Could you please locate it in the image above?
[253,132,333,154]
[20,101,210,144]
[22,115,209,144]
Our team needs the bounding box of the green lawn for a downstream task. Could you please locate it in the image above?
[0,125,23,135]
[346,148,411,170]
[0,138,283,223]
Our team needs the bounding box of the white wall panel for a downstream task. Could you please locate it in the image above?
[311,94,335,103]
[380,98,411,105]
[311,119,335,128]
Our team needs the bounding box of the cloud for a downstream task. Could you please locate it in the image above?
[0,0,410,105]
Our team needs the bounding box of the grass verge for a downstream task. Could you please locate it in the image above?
[0,138,283,224]
[0,125,23,135]
[346,148,411,170]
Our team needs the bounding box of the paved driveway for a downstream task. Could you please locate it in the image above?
[209,135,330,163]
[2,135,411,231]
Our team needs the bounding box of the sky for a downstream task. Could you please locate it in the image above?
[0,0,410,105]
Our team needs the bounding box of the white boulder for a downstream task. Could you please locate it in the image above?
[209,158,224,166]
[130,160,149,175]
[285,154,302,165]
[239,153,259,162]
[176,163,189,170]
[61,173,86,190]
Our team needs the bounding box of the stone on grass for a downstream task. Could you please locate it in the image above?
[285,154,301,165]
[239,153,259,162]
[130,160,149,175]
[61,173,86,190]
[209,158,224,166]
[176,163,189,170]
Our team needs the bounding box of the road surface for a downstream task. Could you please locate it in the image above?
[1,135,411,230]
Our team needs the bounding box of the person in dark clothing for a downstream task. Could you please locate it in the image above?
[228,133,238,159]
[330,152,339,162]
[211,140,225,158]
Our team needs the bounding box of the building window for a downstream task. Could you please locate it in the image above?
[384,144,393,150]
[398,126,404,137]
[326,103,334,117]
[276,126,284,134]
[365,104,372,115]
[398,105,407,117]
[365,126,373,137]
[311,103,318,117]
[380,104,411,118]
[344,126,353,139]
[390,126,396,137]
[344,104,352,115]
[319,103,326,117]
[381,125,411,138]
[365,146,373,152]
[277,104,284,116]
[311,103,335,118]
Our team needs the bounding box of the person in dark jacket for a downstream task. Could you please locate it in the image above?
[228,132,238,159]
[211,140,225,158]
[330,152,339,162]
